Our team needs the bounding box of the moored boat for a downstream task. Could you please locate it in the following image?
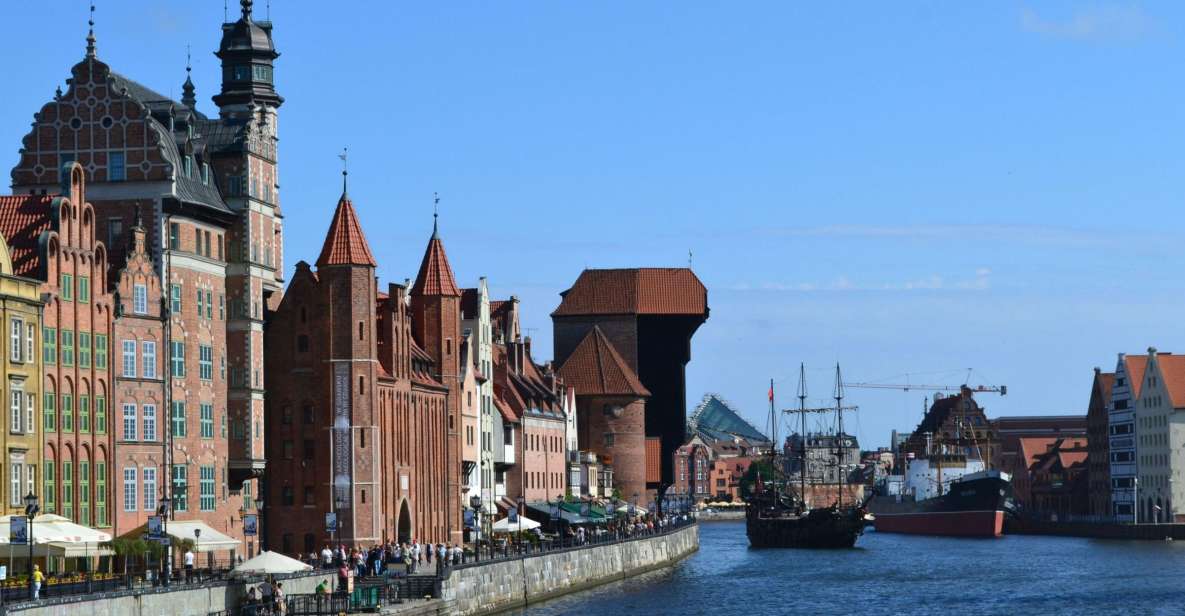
[869,469,1012,537]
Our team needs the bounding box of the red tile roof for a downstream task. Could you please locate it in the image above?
[1126,354,1149,400]
[1153,354,1185,408]
[410,234,460,297]
[553,268,707,317]
[0,195,53,278]
[316,193,377,268]
[557,326,650,397]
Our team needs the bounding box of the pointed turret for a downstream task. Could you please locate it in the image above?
[181,47,196,109]
[315,175,376,268]
[214,0,282,110]
[410,216,460,297]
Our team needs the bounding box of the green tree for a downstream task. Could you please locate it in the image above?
[738,459,781,500]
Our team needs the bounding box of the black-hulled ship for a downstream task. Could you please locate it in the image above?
[869,468,1012,537]
[745,365,868,549]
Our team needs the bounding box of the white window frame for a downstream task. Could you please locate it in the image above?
[9,460,20,506]
[123,467,137,512]
[142,341,157,379]
[122,404,137,442]
[9,385,21,434]
[9,318,21,362]
[25,392,34,434]
[122,341,136,378]
[133,283,148,315]
[24,323,33,362]
[24,464,33,503]
[142,404,156,441]
[142,467,157,512]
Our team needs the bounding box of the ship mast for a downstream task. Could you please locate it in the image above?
[797,364,808,509]
[834,364,845,510]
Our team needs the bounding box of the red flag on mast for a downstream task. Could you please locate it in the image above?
[768,383,774,402]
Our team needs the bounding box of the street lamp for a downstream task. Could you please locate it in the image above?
[23,492,38,600]
[193,528,202,581]
[255,498,265,553]
[158,496,172,587]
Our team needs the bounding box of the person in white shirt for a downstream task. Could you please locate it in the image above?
[184,549,195,582]
[321,546,333,568]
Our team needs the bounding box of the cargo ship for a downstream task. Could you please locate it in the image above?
[869,467,1013,537]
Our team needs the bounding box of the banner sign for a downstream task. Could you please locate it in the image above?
[550,505,561,521]
[243,514,258,536]
[332,363,353,510]
[9,517,27,546]
[463,510,475,529]
[508,508,518,524]
[147,515,163,539]
[325,512,338,533]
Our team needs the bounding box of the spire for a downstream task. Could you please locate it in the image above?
[432,192,440,239]
[181,45,196,109]
[338,147,349,196]
[316,175,376,269]
[241,0,253,21]
[85,1,97,58]
[410,218,461,298]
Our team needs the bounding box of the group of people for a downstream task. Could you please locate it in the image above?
[303,540,468,590]
[244,577,287,615]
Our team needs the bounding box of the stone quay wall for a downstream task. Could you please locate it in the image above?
[442,524,699,615]
[4,570,326,616]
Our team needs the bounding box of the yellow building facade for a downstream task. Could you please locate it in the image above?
[0,231,42,516]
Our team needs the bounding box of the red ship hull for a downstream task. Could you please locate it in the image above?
[873,509,1004,537]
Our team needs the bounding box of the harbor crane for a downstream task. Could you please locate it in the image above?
[844,382,1006,396]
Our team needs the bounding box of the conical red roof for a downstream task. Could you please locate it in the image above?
[410,226,460,297]
[316,192,376,268]
[557,326,649,397]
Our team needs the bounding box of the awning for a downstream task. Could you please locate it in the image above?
[231,551,312,578]
[0,514,113,557]
[491,516,540,533]
[165,521,240,552]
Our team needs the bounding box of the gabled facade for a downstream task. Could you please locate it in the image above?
[460,280,495,517]
[0,222,44,516]
[1130,348,1185,523]
[1086,367,1114,518]
[1108,352,1147,522]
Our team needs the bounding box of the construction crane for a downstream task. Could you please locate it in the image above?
[844,382,1006,396]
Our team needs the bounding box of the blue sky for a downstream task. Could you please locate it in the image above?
[2,1,1184,448]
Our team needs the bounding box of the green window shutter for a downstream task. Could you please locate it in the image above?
[43,392,56,432]
[79,395,90,433]
[61,330,74,366]
[96,462,107,527]
[79,332,91,368]
[43,327,56,364]
[62,394,73,432]
[95,397,106,434]
[95,334,107,370]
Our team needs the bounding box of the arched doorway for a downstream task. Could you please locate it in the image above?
[398,500,412,544]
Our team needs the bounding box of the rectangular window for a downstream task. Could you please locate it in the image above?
[62,461,73,519]
[96,462,107,526]
[197,289,204,318]
[79,461,89,525]
[109,152,125,181]
[200,403,214,439]
[194,228,202,257]
[218,295,224,320]
[171,341,185,377]
[78,395,90,433]
[123,467,137,512]
[122,404,137,441]
[10,387,21,433]
[43,393,55,432]
[79,276,90,304]
[62,393,73,432]
[133,284,148,314]
[95,396,106,434]
[42,327,56,364]
[143,467,157,512]
[61,330,74,366]
[172,465,187,512]
[200,466,215,511]
[206,291,213,319]
[171,401,186,437]
[142,404,156,441]
[95,334,107,370]
[79,332,91,368]
[44,462,55,513]
[142,341,156,379]
[170,284,181,314]
[10,318,22,362]
[169,223,180,251]
[25,323,33,362]
[60,274,73,301]
[122,340,136,378]
[107,219,123,251]
[199,345,213,381]
[25,393,34,434]
[10,462,21,507]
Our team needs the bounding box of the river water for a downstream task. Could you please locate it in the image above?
[510,520,1185,615]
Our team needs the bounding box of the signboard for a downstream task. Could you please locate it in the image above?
[325,512,338,534]
[580,502,590,517]
[606,502,616,516]
[147,515,163,539]
[507,508,518,524]
[9,517,27,546]
[550,505,560,521]
[0,565,7,580]
[647,502,656,514]
[463,510,475,529]
[243,514,258,536]
[332,363,353,510]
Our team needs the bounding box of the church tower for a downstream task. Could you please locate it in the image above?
[410,214,464,544]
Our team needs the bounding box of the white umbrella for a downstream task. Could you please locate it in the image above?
[491,516,540,532]
[231,551,312,578]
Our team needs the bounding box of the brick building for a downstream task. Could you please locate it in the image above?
[553,268,707,503]
[0,165,112,529]
[1028,437,1089,519]
[1086,367,1114,518]
[8,3,282,547]
[494,339,569,505]
[901,388,1000,467]
[264,186,460,551]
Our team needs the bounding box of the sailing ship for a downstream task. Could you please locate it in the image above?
[745,364,868,549]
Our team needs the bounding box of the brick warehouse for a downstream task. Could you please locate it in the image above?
[6,2,284,551]
[553,269,709,503]
[263,182,462,550]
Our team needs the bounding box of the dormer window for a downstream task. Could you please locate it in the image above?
[233,66,250,81]
[201,163,210,185]
[184,156,193,178]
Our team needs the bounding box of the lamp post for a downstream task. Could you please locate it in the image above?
[193,528,201,582]
[255,498,265,553]
[158,496,171,587]
[23,492,38,600]
[469,495,482,561]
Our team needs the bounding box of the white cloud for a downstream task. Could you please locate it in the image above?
[1020,4,1154,42]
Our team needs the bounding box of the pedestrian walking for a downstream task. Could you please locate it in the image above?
[31,564,44,600]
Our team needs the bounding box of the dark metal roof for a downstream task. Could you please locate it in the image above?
[687,394,769,444]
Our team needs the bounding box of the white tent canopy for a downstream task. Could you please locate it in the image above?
[166,520,239,552]
[491,516,540,533]
[231,551,311,578]
[0,514,113,557]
